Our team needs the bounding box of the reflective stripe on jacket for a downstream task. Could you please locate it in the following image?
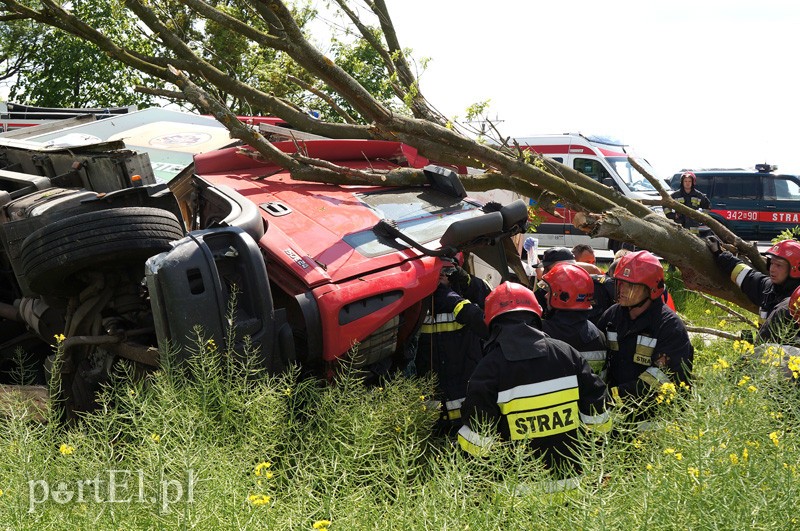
[458,320,610,475]
[598,298,693,421]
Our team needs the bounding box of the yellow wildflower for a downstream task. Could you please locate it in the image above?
[254,462,272,476]
[738,375,751,386]
[687,467,700,479]
[712,358,730,370]
[788,356,800,379]
[59,444,75,456]
[734,340,754,354]
[729,453,739,465]
[663,448,675,455]
[718,319,727,327]
[705,309,711,315]
[313,520,332,530]
[54,333,66,342]
[747,385,758,393]
[675,452,683,461]
[770,431,780,447]
[0,489,3,496]
[742,448,749,461]
[284,387,292,396]
[658,382,677,404]
[247,494,271,506]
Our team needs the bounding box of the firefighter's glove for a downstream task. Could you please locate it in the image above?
[448,266,471,290]
[482,201,503,213]
[705,236,723,256]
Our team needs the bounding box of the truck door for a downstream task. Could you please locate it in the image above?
[709,174,761,240]
[761,174,800,239]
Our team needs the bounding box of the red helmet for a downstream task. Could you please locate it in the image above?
[789,285,800,325]
[681,171,696,186]
[764,240,800,279]
[484,281,542,326]
[542,263,594,310]
[612,250,665,300]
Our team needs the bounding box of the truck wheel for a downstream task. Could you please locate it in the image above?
[20,207,184,295]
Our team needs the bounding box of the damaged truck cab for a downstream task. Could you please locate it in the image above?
[0,111,526,415]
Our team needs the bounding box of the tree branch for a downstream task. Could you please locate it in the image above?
[629,157,766,271]
[685,326,743,341]
[286,74,356,123]
[694,291,758,329]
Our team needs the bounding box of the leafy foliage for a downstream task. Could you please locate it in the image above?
[3,0,158,107]
[772,226,800,244]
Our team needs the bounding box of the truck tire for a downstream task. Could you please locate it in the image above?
[20,207,184,295]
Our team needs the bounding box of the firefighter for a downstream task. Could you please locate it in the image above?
[458,282,611,482]
[748,285,800,386]
[416,258,489,432]
[706,237,800,325]
[541,263,608,380]
[758,284,800,345]
[532,247,576,309]
[665,171,710,234]
[444,252,492,308]
[597,250,693,423]
[587,258,620,326]
[572,244,596,265]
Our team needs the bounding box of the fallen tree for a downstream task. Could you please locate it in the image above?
[0,0,765,310]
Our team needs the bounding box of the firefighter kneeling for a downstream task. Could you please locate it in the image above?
[597,250,693,425]
[458,282,611,486]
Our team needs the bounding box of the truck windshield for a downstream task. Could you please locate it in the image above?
[606,156,668,193]
[344,189,483,257]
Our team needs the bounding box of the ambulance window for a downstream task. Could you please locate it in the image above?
[713,175,759,199]
[573,158,609,182]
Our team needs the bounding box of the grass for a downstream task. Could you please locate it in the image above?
[1,315,800,529]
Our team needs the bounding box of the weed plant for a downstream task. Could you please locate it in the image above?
[1,331,800,528]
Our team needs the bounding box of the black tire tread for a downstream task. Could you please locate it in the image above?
[20,207,183,294]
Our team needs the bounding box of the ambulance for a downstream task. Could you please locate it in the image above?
[474,133,668,252]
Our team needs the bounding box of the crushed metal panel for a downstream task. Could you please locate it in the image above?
[0,108,239,183]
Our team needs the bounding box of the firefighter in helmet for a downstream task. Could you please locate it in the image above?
[750,285,800,385]
[664,171,710,234]
[706,237,800,325]
[597,251,693,422]
[416,256,489,433]
[458,282,611,482]
[541,263,608,380]
[758,284,800,345]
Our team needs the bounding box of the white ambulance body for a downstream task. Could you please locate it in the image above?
[472,133,668,252]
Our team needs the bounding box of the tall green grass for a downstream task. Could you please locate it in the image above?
[1,327,800,529]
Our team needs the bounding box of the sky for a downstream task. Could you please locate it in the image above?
[349,0,800,178]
